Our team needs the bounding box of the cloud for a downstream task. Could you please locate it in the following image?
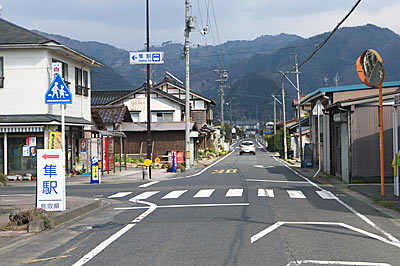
[0,0,399,50]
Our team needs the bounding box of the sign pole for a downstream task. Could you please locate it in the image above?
[378,83,385,196]
[61,104,66,209]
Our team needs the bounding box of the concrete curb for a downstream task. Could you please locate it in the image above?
[52,199,103,227]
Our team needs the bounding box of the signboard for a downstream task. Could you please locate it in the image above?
[48,131,62,149]
[23,146,30,157]
[52,62,62,79]
[144,159,152,167]
[91,157,100,184]
[80,139,87,152]
[28,137,36,147]
[45,74,72,104]
[394,94,400,106]
[129,51,164,64]
[36,149,65,211]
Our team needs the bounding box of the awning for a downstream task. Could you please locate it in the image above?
[98,130,126,138]
[0,126,44,133]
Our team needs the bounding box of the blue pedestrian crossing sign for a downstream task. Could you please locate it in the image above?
[45,74,72,104]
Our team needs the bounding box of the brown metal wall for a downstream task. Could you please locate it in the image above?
[351,105,398,180]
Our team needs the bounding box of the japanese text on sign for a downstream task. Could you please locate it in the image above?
[36,149,65,211]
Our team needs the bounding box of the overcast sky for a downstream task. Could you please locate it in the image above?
[0,0,399,51]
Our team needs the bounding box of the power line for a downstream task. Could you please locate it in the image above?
[285,0,363,72]
[210,0,226,67]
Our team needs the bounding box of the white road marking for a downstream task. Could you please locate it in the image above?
[162,190,187,199]
[72,200,157,266]
[108,192,132,199]
[254,165,275,169]
[258,189,274,197]
[129,191,160,201]
[193,189,215,198]
[251,221,400,249]
[246,179,309,184]
[138,181,159,188]
[316,190,338,200]
[225,189,243,197]
[168,150,235,180]
[287,190,306,199]
[276,157,400,244]
[114,203,250,210]
[286,260,392,266]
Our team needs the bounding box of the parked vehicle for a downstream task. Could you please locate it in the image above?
[239,140,256,155]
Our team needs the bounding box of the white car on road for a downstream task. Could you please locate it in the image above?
[239,140,256,155]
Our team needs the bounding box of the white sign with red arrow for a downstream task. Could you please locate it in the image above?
[36,149,65,211]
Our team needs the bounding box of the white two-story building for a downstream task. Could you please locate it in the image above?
[0,18,102,176]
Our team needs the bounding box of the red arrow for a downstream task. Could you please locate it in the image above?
[42,154,59,160]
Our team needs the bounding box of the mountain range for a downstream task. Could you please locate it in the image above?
[35,24,400,122]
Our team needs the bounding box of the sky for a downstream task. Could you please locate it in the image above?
[0,0,399,51]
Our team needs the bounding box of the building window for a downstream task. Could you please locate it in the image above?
[0,57,4,88]
[152,112,173,122]
[75,67,82,95]
[82,70,89,96]
[130,112,140,122]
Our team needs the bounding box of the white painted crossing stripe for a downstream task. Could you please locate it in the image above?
[286,260,392,266]
[115,203,250,210]
[108,192,132,199]
[316,190,338,200]
[225,189,243,197]
[129,191,160,201]
[162,190,188,199]
[257,189,274,197]
[287,190,306,199]
[138,181,159,188]
[193,189,215,198]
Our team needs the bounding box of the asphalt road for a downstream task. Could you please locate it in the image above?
[1,139,400,266]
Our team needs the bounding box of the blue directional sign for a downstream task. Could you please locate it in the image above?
[129,51,164,65]
[45,74,72,104]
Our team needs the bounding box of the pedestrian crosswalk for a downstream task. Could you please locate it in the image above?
[107,188,337,201]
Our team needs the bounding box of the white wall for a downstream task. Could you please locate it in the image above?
[0,49,49,114]
[0,48,92,121]
[124,96,182,122]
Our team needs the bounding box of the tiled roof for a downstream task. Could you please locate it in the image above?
[0,18,52,45]
[91,90,134,106]
[91,105,132,124]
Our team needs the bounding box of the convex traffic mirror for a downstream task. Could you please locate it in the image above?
[356,49,385,87]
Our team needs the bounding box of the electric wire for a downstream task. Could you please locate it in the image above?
[210,0,227,67]
[285,0,363,72]
[196,0,215,69]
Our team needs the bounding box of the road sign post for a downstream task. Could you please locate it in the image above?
[36,149,65,211]
[356,49,386,196]
[45,72,73,206]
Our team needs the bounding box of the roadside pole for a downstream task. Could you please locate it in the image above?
[281,80,287,160]
[146,0,152,179]
[356,49,385,196]
[184,0,191,168]
[393,95,399,196]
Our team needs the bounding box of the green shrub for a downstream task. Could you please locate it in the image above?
[0,174,8,185]
[138,157,145,163]
[177,164,186,172]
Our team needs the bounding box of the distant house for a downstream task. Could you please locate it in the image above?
[0,18,102,176]
[301,81,400,183]
[91,74,216,164]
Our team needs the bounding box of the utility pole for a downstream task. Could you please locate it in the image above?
[281,80,287,160]
[146,0,152,179]
[273,95,276,135]
[184,0,192,168]
[295,55,303,166]
[215,69,228,152]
